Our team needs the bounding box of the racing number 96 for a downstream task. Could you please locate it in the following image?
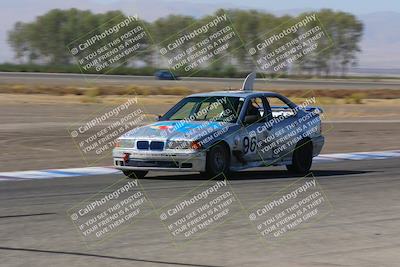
[243,136,256,154]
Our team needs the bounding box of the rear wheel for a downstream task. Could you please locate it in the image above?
[286,139,313,174]
[203,143,230,179]
[122,170,148,179]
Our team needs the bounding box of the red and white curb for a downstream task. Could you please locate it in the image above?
[0,150,399,181]
[0,167,120,181]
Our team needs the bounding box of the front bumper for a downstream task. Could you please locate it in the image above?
[113,148,206,172]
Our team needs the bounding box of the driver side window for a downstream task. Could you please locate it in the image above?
[243,97,266,125]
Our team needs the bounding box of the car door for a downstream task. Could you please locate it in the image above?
[262,95,299,161]
[239,96,271,163]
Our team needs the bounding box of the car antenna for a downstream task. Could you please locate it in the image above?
[241,72,256,91]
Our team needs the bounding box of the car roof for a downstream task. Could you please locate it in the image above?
[188,90,282,98]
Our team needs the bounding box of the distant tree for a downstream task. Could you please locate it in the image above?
[7,22,31,63]
[7,8,363,77]
[150,15,196,43]
[228,9,267,70]
[333,11,363,76]
[8,9,99,64]
[7,9,135,65]
[298,9,363,76]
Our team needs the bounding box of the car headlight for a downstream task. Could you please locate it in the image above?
[167,141,191,149]
[167,140,201,150]
[115,139,135,148]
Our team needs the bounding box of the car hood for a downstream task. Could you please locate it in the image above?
[120,120,234,141]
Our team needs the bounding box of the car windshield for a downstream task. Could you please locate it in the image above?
[161,96,243,122]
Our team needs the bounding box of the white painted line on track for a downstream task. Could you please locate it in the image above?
[314,150,400,162]
[0,167,119,180]
[0,150,399,181]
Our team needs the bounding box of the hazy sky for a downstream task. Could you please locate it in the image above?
[177,0,400,14]
[86,0,400,14]
[1,0,399,66]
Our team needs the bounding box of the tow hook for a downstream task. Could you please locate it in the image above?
[123,153,130,163]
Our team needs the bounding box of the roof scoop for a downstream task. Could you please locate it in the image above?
[241,72,256,91]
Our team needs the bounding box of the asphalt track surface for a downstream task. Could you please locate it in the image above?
[2,72,400,89]
[1,158,399,267]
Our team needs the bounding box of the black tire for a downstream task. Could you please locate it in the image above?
[122,170,148,179]
[286,139,313,174]
[203,143,230,179]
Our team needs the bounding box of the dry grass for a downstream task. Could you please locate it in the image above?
[344,93,367,104]
[1,93,400,121]
[0,84,191,96]
[272,89,399,100]
[1,84,400,103]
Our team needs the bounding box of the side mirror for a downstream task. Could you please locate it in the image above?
[243,115,258,125]
[156,114,162,121]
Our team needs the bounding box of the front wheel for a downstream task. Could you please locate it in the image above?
[203,143,230,179]
[122,170,148,179]
[286,140,313,174]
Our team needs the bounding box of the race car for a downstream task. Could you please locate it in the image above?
[113,72,325,178]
